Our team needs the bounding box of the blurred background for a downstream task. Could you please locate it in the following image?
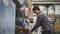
[0,0,60,34]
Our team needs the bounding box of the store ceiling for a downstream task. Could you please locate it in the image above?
[32,0,60,2]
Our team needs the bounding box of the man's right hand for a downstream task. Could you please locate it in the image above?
[29,30,32,34]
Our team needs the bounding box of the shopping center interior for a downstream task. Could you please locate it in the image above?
[0,0,60,34]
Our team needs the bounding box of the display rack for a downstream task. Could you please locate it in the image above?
[13,0,31,34]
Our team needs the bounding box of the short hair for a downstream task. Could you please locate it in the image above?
[32,6,40,11]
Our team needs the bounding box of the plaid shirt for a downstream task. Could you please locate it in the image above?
[31,12,53,32]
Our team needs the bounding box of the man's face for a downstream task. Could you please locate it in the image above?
[34,9,40,14]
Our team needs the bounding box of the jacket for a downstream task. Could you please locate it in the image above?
[31,12,53,32]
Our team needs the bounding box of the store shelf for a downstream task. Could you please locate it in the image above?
[32,2,60,5]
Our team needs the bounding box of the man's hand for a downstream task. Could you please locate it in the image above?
[29,30,32,34]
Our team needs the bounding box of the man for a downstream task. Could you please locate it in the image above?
[29,6,53,34]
